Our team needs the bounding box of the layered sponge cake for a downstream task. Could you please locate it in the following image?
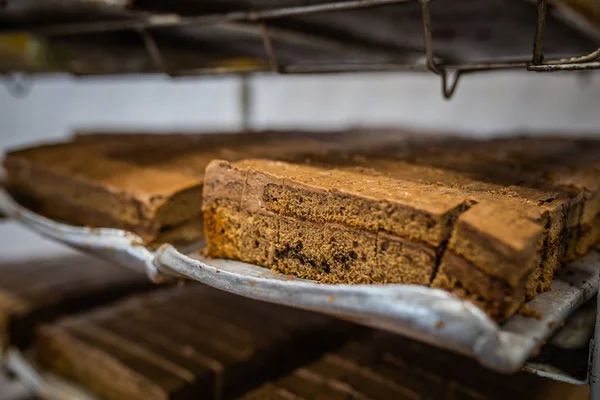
[203,136,600,321]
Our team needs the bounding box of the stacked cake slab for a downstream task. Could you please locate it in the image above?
[202,136,600,321]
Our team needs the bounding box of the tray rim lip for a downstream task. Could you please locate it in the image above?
[1,187,598,374]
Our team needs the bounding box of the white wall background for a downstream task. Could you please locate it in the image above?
[0,71,599,260]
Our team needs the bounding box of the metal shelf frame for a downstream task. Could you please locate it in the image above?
[1,0,599,98]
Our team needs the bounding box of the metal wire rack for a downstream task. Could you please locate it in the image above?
[0,0,599,98]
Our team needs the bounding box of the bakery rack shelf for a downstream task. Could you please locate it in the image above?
[1,0,599,98]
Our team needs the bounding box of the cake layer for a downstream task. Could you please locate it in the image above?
[204,159,473,249]
[388,137,600,295]
[446,203,544,288]
[431,252,530,321]
[203,158,573,320]
[299,136,600,298]
[0,255,152,349]
[203,160,445,284]
[9,188,205,248]
[4,130,419,246]
[36,284,353,400]
[242,330,587,400]
[344,157,584,295]
[279,214,436,285]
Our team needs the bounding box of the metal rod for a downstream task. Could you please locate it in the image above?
[540,47,600,66]
[172,65,268,77]
[420,0,466,99]
[528,61,600,71]
[0,60,534,77]
[284,61,529,73]
[420,0,439,75]
[12,55,600,77]
[137,28,168,74]
[532,0,548,65]
[1,0,416,37]
[440,70,463,99]
[260,24,280,73]
[240,75,252,131]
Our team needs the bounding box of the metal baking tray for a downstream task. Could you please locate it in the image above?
[0,187,598,375]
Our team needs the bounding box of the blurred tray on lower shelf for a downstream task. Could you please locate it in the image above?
[1,327,593,400]
[3,347,99,400]
[0,187,598,376]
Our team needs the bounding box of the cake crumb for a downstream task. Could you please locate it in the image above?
[547,320,556,328]
[518,304,542,319]
[327,296,335,303]
[435,320,445,329]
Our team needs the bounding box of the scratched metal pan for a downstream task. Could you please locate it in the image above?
[0,188,598,374]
